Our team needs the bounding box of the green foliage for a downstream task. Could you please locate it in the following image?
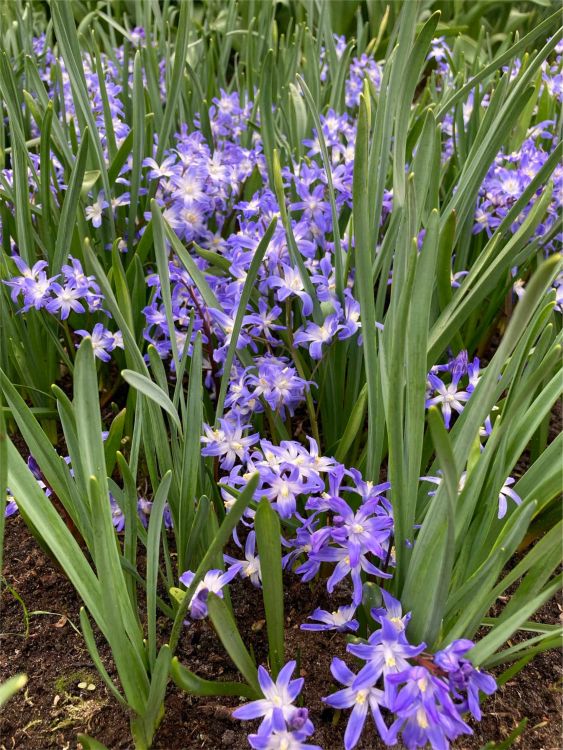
[0,2,561,748]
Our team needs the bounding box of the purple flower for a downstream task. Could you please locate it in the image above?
[328,496,394,567]
[371,589,411,633]
[265,264,313,317]
[142,155,176,181]
[497,477,522,519]
[201,419,260,470]
[179,567,239,620]
[434,639,497,720]
[75,324,116,362]
[4,491,18,518]
[137,497,153,528]
[386,666,472,750]
[261,466,321,519]
[426,372,471,429]
[323,658,390,749]
[301,605,359,633]
[224,530,262,587]
[110,494,125,532]
[247,699,320,750]
[45,283,86,319]
[313,544,391,605]
[233,661,309,736]
[3,256,50,304]
[293,314,340,359]
[85,192,109,227]
[348,619,426,699]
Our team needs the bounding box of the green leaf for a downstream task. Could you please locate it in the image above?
[134,644,171,748]
[297,75,344,298]
[215,217,277,420]
[171,657,259,699]
[403,407,456,646]
[255,499,285,677]
[478,719,528,750]
[50,0,114,233]
[5,439,104,631]
[469,575,562,666]
[155,0,190,160]
[76,735,111,750]
[79,607,128,709]
[435,12,562,120]
[0,674,27,708]
[208,594,260,694]
[88,476,149,713]
[258,49,276,189]
[74,337,108,490]
[122,370,182,434]
[146,472,173,669]
[334,383,367,464]
[103,409,126,477]
[128,51,145,252]
[0,399,7,575]
[169,473,260,654]
[163,218,222,312]
[353,90,380,480]
[392,12,440,205]
[177,333,203,572]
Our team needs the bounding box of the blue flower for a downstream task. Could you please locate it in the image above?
[323,657,390,749]
[434,639,497,720]
[233,661,309,736]
[301,605,359,633]
[386,666,472,750]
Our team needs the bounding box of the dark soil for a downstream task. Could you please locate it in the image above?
[1,516,561,750]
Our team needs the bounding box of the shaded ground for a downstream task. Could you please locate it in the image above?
[1,515,561,750]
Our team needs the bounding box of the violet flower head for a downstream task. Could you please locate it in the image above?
[233,660,309,736]
[371,589,411,633]
[301,605,359,633]
[497,476,521,519]
[110,493,125,532]
[323,657,390,750]
[434,639,497,721]
[386,665,472,750]
[247,701,321,750]
[201,419,260,470]
[348,618,426,700]
[224,530,262,587]
[179,567,239,620]
[4,491,18,518]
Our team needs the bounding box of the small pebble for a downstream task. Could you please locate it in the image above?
[221,729,236,746]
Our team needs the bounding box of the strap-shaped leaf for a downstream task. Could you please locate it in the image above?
[169,473,260,653]
[403,407,456,646]
[208,594,260,694]
[52,132,88,272]
[171,657,258,699]
[255,499,285,677]
[178,332,203,573]
[469,575,562,666]
[146,472,173,668]
[122,370,182,433]
[79,607,128,709]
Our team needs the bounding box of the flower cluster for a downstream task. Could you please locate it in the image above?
[4,255,105,319]
[473,128,562,254]
[322,592,497,750]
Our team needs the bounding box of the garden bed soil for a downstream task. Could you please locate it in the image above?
[1,515,561,750]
